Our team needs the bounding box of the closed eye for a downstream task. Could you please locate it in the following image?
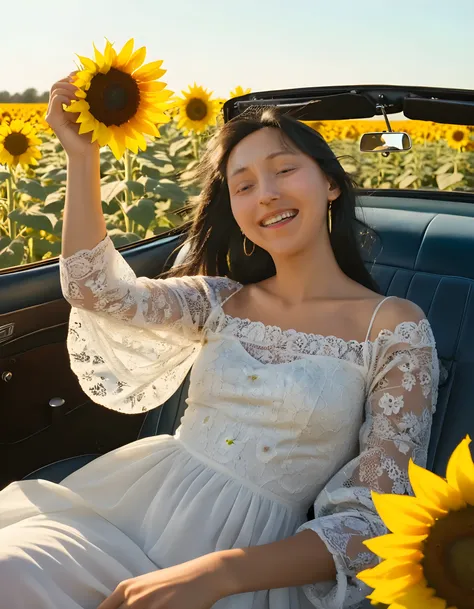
[277,167,296,175]
[236,184,253,194]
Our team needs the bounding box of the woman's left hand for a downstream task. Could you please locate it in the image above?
[96,554,229,609]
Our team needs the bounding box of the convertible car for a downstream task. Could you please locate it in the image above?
[1,84,474,607]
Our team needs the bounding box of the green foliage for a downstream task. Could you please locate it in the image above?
[0,121,203,267]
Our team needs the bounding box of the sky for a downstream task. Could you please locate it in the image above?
[3,0,474,98]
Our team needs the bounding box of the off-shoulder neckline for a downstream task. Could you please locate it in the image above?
[214,305,433,349]
[211,278,432,348]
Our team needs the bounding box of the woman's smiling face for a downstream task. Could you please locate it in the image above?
[226,127,340,258]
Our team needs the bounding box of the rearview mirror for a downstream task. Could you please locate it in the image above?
[360,132,412,153]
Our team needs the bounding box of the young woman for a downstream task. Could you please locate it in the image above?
[0,73,439,609]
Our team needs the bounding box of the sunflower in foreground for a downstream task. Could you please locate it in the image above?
[174,83,221,135]
[0,118,42,169]
[445,126,471,151]
[357,435,474,609]
[65,38,173,160]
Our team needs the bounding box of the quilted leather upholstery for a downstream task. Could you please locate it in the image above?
[26,206,474,484]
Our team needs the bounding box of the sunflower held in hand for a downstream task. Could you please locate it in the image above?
[65,38,173,160]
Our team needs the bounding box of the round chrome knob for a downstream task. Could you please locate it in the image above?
[1,371,13,382]
[49,397,65,408]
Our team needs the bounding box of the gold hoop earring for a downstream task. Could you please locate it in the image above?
[243,235,255,256]
[328,200,333,234]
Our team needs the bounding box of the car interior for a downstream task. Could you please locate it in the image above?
[1,83,474,606]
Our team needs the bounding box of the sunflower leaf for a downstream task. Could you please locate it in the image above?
[107,229,142,247]
[169,138,191,158]
[31,237,62,258]
[42,167,68,182]
[0,237,25,269]
[8,204,58,233]
[124,198,156,229]
[101,180,127,204]
[138,177,160,194]
[152,179,188,204]
[16,179,46,201]
[434,162,453,175]
[436,172,464,190]
[125,180,145,197]
[0,172,11,183]
[398,174,418,189]
[44,190,65,214]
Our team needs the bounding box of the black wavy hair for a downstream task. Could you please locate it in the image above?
[166,105,380,292]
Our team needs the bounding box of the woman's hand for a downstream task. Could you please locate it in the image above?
[45,72,100,159]
[96,554,230,609]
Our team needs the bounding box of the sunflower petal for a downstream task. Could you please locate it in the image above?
[139,81,167,93]
[96,123,111,147]
[76,54,97,72]
[78,121,95,136]
[363,533,427,560]
[389,582,447,609]
[133,60,166,82]
[371,491,434,535]
[115,38,135,69]
[103,38,115,67]
[446,435,474,505]
[367,577,417,604]
[133,130,147,152]
[65,100,90,113]
[125,136,139,154]
[124,46,147,74]
[129,116,159,137]
[357,558,422,585]
[93,42,105,70]
[108,126,127,160]
[373,567,423,598]
[408,459,465,513]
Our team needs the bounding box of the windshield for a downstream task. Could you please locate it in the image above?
[304,119,474,193]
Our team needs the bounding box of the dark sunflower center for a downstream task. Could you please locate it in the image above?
[422,505,474,609]
[185,98,208,121]
[86,67,140,127]
[4,132,29,156]
[452,130,465,142]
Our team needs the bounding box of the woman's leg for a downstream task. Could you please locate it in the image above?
[0,509,158,609]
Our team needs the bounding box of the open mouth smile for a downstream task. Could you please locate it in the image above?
[259,209,299,229]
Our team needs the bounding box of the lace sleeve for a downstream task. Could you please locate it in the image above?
[294,303,439,609]
[59,233,241,413]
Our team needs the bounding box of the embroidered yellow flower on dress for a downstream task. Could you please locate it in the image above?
[65,38,173,160]
[357,435,474,609]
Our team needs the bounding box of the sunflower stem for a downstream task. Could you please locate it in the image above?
[5,171,17,239]
[123,148,133,233]
[192,134,200,161]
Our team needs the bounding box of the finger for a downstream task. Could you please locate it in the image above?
[45,94,79,126]
[96,588,124,609]
[50,82,80,96]
[51,86,81,99]
[46,93,76,118]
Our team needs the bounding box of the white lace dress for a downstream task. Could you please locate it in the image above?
[0,233,439,609]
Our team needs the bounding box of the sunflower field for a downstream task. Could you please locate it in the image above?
[1,38,473,269]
